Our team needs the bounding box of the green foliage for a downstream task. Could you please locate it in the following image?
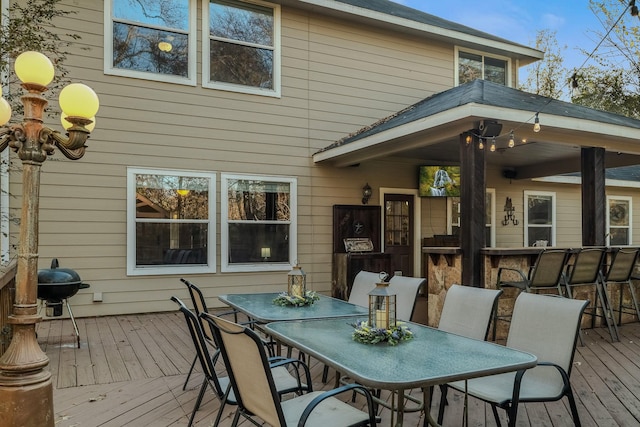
[272,291,320,307]
[570,0,640,118]
[0,0,80,114]
[519,29,570,99]
[351,320,413,346]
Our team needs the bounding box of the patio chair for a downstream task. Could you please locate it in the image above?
[179,278,241,390]
[388,275,426,321]
[204,312,379,427]
[321,270,385,383]
[437,292,589,427]
[171,297,310,427]
[348,270,387,307]
[493,248,571,339]
[602,247,640,326]
[429,284,502,413]
[564,248,619,343]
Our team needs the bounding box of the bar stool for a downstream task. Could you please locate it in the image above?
[564,247,618,343]
[602,247,640,326]
[493,248,571,340]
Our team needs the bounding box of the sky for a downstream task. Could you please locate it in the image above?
[390,0,630,79]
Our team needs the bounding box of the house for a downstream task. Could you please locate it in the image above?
[2,0,640,319]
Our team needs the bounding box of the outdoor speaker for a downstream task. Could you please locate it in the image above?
[479,120,502,138]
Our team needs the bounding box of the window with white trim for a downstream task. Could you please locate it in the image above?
[524,191,556,247]
[203,0,281,96]
[607,195,632,246]
[127,168,216,276]
[448,188,496,247]
[222,174,296,272]
[456,48,509,86]
[105,0,197,85]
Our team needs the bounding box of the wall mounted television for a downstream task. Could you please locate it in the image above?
[418,165,461,197]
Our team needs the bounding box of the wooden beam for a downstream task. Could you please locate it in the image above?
[460,133,486,287]
[581,147,606,246]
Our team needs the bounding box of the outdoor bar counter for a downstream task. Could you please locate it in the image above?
[422,246,544,337]
[423,245,639,340]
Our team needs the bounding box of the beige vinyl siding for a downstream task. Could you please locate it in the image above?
[0,1,548,317]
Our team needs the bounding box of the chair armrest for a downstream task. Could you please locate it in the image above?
[269,357,313,393]
[497,267,529,284]
[510,361,571,405]
[298,383,378,427]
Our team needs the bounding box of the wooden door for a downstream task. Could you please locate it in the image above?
[384,194,414,276]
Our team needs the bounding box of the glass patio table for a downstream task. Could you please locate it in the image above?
[265,317,537,427]
[218,292,369,323]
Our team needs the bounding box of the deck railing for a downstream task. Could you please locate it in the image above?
[0,260,17,356]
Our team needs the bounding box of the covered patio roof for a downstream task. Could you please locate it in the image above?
[314,80,640,179]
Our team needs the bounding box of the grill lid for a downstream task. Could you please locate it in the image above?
[38,258,82,285]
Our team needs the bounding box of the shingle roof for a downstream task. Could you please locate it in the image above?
[334,0,531,49]
[318,80,640,153]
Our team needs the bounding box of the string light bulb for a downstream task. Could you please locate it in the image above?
[478,138,484,150]
[490,138,496,152]
[465,134,472,144]
[508,131,515,148]
[631,0,638,17]
[533,113,541,133]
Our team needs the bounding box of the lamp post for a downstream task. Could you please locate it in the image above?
[0,51,98,427]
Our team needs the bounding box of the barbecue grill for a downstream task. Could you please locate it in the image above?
[38,258,90,348]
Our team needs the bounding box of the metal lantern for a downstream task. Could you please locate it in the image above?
[368,275,396,330]
[287,262,306,298]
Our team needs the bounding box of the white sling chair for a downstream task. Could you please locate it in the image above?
[437,292,588,427]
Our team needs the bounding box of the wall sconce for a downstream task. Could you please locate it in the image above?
[502,197,519,226]
[362,183,372,204]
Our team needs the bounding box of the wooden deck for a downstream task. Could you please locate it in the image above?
[39,310,640,426]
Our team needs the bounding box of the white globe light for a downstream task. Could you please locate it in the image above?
[0,97,12,126]
[14,51,54,86]
[59,83,99,118]
[61,112,95,132]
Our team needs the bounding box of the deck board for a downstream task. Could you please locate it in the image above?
[39,311,640,427]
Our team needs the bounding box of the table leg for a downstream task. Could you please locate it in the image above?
[395,390,404,427]
[421,387,442,427]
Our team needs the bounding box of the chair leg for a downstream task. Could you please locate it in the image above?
[188,379,208,427]
[211,384,232,427]
[491,404,502,427]
[436,385,448,425]
[597,281,619,342]
[506,402,519,427]
[566,389,582,427]
[618,280,640,325]
[628,280,640,320]
[183,354,197,390]
[321,364,330,383]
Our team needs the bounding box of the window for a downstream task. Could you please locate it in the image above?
[203,0,281,96]
[448,189,495,246]
[127,168,215,275]
[222,174,296,272]
[524,191,556,247]
[457,48,509,86]
[105,0,197,85]
[607,196,632,246]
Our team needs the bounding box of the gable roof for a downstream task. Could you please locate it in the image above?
[314,80,640,178]
[289,0,543,63]
[319,80,640,152]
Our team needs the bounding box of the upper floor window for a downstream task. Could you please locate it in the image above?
[221,174,296,272]
[457,49,509,86]
[105,0,197,85]
[127,168,216,275]
[607,196,632,246]
[204,0,281,96]
[524,191,556,247]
